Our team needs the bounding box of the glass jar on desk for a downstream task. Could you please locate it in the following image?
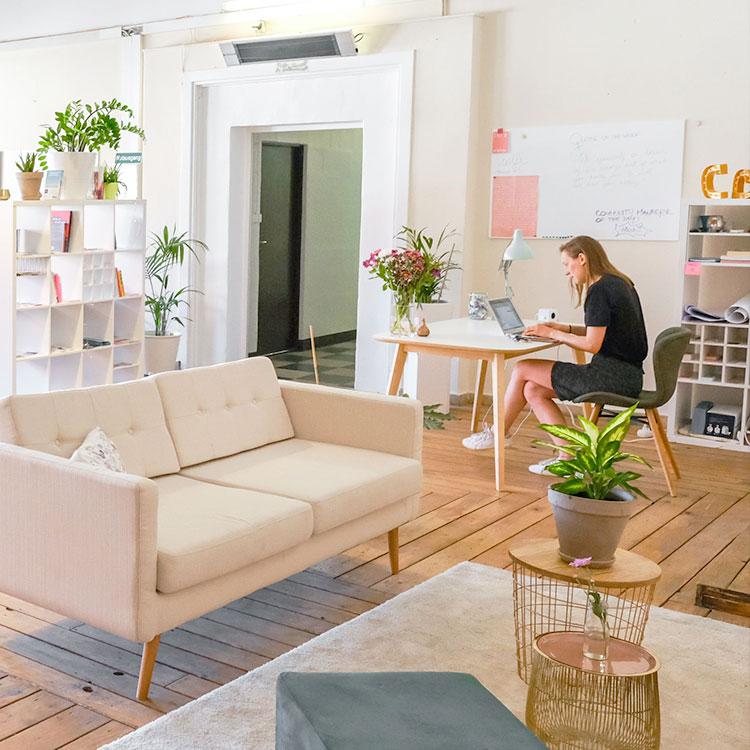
[468,292,490,320]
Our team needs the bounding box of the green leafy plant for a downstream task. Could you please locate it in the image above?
[401,393,456,430]
[145,226,208,336]
[395,225,460,303]
[533,403,651,499]
[102,164,126,189]
[37,99,145,169]
[15,152,38,172]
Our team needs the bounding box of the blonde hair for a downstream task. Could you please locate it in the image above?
[560,235,634,307]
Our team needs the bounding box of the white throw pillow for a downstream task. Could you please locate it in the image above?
[70,427,126,473]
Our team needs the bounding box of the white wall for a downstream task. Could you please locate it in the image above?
[0,37,132,191]
[261,129,363,340]
[461,0,750,393]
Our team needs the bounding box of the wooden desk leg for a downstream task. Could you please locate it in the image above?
[471,359,488,433]
[491,353,506,492]
[387,344,408,396]
[572,348,591,419]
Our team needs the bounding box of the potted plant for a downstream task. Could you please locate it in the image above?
[144,226,208,374]
[363,224,460,335]
[534,403,651,567]
[37,99,144,200]
[102,164,126,200]
[15,152,43,200]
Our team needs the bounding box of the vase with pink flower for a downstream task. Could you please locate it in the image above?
[570,556,610,661]
[363,225,461,336]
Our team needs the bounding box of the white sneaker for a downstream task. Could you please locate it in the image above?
[462,425,512,451]
[528,457,559,476]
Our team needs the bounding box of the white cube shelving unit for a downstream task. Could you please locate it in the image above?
[0,199,146,396]
[669,199,750,453]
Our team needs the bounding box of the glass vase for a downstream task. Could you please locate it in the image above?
[391,296,416,336]
[583,594,609,661]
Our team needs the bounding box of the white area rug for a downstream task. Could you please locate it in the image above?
[104,563,749,749]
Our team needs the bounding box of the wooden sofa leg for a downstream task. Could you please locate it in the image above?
[646,409,678,497]
[589,404,603,423]
[137,635,161,701]
[388,528,400,575]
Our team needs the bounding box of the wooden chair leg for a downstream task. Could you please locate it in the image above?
[646,409,678,497]
[589,404,603,423]
[137,634,161,701]
[387,528,400,575]
[652,410,681,479]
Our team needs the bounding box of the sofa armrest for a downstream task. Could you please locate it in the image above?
[0,443,159,642]
[279,381,422,460]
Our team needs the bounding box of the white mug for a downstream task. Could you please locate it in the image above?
[537,308,557,322]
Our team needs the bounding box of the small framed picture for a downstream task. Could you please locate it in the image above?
[43,170,64,199]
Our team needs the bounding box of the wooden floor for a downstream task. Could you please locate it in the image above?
[0,408,748,748]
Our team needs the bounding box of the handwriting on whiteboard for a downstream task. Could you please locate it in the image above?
[593,207,675,238]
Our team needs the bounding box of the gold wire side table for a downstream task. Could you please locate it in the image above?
[510,539,661,682]
[526,632,661,750]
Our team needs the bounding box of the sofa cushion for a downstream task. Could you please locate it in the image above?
[180,439,422,534]
[0,380,180,478]
[154,475,313,594]
[156,358,294,468]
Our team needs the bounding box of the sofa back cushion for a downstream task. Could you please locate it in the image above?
[0,379,180,478]
[155,357,294,468]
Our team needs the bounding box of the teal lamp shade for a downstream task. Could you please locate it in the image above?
[503,229,533,261]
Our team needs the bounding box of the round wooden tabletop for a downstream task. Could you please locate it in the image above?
[509,539,662,587]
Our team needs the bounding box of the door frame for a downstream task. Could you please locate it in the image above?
[179,51,413,392]
[253,140,305,356]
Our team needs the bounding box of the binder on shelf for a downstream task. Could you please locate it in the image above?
[51,210,72,253]
[53,273,63,303]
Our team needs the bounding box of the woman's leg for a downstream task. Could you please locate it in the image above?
[503,359,557,431]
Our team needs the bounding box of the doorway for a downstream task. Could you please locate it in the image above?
[250,128,363,388]
[254,142,304,356]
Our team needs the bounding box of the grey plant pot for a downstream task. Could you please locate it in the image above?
[548,486,634,568]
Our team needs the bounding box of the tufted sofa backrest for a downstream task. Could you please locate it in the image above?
[154,357,294,468]
[0,379,180,478]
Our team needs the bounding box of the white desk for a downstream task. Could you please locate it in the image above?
[375,318,585,491]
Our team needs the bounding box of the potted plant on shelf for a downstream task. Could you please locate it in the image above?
[363,224,460,335]
[15,152,43,200]
[144,226,208,374]
[102,164,126,200]
[534,403,651,567]
[37,99,145,200]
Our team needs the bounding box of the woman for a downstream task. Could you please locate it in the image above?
[466,236,648,475]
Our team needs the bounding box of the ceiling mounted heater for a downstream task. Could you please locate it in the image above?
[221,30,357,66]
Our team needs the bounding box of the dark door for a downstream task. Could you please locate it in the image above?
[255,142,303,355]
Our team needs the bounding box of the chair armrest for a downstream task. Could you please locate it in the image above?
[279,381,422,460]
[0,443,159,642]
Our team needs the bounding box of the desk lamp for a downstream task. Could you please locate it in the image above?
[500,228,533,298]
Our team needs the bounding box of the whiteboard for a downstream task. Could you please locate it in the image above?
[490,120,685,240]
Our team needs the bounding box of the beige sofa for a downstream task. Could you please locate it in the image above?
[0,357,422,699]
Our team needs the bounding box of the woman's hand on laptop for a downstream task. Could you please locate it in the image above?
[523,323,560,340]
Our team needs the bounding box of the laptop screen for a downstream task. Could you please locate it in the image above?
[489,297,524,334]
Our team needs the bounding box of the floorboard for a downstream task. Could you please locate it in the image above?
[0,407,746,747]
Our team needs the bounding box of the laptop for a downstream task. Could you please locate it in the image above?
[488,297,555,342]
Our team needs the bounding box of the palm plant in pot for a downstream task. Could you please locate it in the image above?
[15,152,43,200]
[144,226,208,374]
[37,99,144,199]
[534,403,651,568]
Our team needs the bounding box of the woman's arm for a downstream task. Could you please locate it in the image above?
[524,322,606,354]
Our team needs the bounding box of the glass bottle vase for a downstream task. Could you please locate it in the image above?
[582,595,610,661]
[391,296,416,336]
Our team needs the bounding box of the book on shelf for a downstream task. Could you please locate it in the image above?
[50,210,72,253]
[720,253,750,263]
[688,256,720,263]
[115,268,125,297]
[52,273,62,303]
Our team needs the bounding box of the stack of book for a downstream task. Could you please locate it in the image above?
[720,250,750,264]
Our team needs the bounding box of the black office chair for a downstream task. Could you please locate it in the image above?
[573,326,691,497]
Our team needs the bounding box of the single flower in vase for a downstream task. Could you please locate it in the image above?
[570,556,610,661]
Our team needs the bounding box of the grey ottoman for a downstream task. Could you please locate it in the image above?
[275,671,545,749]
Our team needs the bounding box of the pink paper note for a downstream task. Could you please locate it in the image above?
[684,262,702,276]
[491,175,539,237]
[492,129,509,153]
